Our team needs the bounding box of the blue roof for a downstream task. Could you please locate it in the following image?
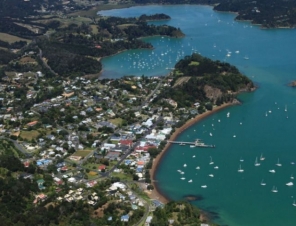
[121,214,129,220]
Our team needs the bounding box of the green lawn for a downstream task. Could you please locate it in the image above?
[189,61,200,66]
[111,172,133,181]
[73,150,92,157]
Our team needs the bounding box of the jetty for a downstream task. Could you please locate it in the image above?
[167,139,215,148]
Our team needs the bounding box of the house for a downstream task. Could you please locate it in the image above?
[145,216,153,225]
[27,120,38,127]
[120,139,133,147]
[121,214,129,222]
[98,165,106,171]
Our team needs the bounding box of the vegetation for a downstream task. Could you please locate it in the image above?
[150,201,203,225]
[154,53,254,108]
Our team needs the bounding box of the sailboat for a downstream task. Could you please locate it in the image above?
[188,179,192,183]
[291,174,294,180]
[260,153,265,161]
[286,182,293,186]
[293,200,296,207]
[240,157,244,162]
[214,166,219,169]
[269,169,276,173]
[201,185,207,188]
[254,157,260,166]
[276,158,282,167]
[209,156,214,165]
[271,186,278,193]
[260,179,266,186]
[183,164,187,167]
[285,105,287,112]
[238,165,244,173]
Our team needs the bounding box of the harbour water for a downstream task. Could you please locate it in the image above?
[99,5,296,226]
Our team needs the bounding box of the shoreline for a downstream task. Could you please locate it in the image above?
[149,102,234,204]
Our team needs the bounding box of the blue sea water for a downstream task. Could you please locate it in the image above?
[99,5,296,226]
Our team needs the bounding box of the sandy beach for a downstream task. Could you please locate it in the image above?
[148,102,234,203]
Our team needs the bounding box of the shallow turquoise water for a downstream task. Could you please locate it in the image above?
[99,5,296,225]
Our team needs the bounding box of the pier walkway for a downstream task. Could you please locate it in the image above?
[167,139,215,148]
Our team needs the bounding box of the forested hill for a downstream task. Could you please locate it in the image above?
[154,53,254,109]
[133,0,296,28]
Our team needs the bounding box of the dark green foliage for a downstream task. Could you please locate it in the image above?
[155,53,253,108]
[150,201,201,226]
[0,49,17,64]
[139,13,171,21]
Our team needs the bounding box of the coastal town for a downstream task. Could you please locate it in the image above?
[0,61,221,225]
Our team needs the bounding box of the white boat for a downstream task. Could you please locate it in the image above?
[192,155,196,158]
[218,119,221,122]
[276,158,282,167]
[293,200,296,207]
[183,164,187,167]
[233,135,236,138]
[285,105,287,112]
[196,166,200,170]
[201,185,207,188]
[240,157,244,162]
[181,177,185,180]
[209,132,213,137]
[244,56,249,60]
[265,112,268,117]
[209,174,214,177]
[254,157,260,166]
[179,143,185,146]
[214,166,219,169]
[269,169,276,173]
[180,172,184,174]
[238,165,244,173]
[269,110,272,113]
[261,179,266,186]
[271,186,278,193]
[286,182,293,186]
[177,170,182,173]
[227,112,230,117]
[235,50,240,54]
[209,156,214,165]
[190,145,195,148]
[188,179,192,183]
[260,153,265,161]
[291,174,294,180]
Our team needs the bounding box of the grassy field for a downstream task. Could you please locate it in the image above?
[189,61,200,66]
[90,25,98,34]
[111,172,133,181]
[73,149,92,157]
[19,57,38,64]
[109,118,123,126]
[68,3,136,17]
[19,130,40,141]
[173,76,191,87]
[0,32,31,44]
[117,24,138,29]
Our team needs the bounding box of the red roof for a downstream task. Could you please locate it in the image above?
[98,165,106,170]
[135,145,156,152]
[120,140,133,146]
[24,161,30,167]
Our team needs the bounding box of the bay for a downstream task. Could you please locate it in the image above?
[99,5,296,226]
